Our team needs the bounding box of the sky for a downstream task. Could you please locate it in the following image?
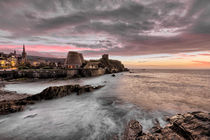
[0,0,210,69]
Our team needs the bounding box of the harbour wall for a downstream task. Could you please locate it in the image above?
[0,68,109,80]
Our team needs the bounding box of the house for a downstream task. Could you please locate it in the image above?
[84,61,100,69]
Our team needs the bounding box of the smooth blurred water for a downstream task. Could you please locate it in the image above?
[0,69,210,139]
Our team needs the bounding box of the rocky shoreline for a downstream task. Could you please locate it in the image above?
[1,81,209,139]
[124,111,210,140]
[0,84,104,115]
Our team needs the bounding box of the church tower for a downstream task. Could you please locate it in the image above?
[21,44,27,64]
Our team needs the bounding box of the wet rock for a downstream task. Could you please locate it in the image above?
[124,112,210,140]
[27,85,76,101]
[112,74,116,77]
[0,101,24,115]
[26,84,104,100]
[149,119,162,133]
[124,68,129,72]
[124,120,143,140]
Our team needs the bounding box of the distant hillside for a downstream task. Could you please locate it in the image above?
[27,55,65,63]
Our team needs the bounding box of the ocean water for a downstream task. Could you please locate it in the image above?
[0,69,210,139]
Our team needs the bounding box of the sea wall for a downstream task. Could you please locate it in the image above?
[67,69,79,78]
[18,69,67,79]
[0,68,107,80]
[0,69,67,80]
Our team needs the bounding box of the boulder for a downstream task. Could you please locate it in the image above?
[124,120,143,140]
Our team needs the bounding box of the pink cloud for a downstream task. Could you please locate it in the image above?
[0,44,103,57]
[199,53,210,56]
[192,61,210,65]
[175,57,184,59]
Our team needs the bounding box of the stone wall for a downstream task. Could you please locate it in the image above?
[79,68,106,77]
[0,68,106,80]
[0,71,18,80]
[18,70,67,79]
[0,69,67,80]
[67,69,79,78]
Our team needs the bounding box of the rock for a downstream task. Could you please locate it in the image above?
[124,120,143,140]
[149,119,162,133]
[99,58,126,74]
[124,112,210,140]
[124,68,129,72]
[26,84,104,100]
[0,101,24,115]
[26,85,77,101]
[112,74,116,77]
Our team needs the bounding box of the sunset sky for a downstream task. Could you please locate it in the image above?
[0,0,210,69]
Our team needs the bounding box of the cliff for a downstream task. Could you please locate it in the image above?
[124,111,210,140]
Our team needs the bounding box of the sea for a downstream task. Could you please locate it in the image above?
[0,69,209,140]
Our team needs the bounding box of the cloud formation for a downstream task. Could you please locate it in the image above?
[0,0,210,57]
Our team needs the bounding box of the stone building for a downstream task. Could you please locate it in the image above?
[65,51,84,69]
[84,61,100,69]
[79,53,85,64]
[21,44,27,64]
[0,58,6,68]
[102,54,109,61]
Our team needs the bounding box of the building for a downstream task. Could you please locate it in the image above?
[84,61,100,69]
[0,52,3,57]
[0,44,28,69]
[102,54,109,61]
[65,51,84,69]
[0,58,6,68]
[79,53,85,64]
[21,44,27,64]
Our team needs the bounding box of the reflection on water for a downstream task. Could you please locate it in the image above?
[115,69,210,113]
[1,70,210,139]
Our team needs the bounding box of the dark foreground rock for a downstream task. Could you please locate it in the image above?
[124,111,210,140]
[0,84,104,115]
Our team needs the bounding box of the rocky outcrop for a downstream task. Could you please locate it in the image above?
[124,111,210,140]
[26,84,104,101]
[99,59,126,74]
[0,84,104,115]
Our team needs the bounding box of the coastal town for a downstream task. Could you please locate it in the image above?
[0,45,28,70]
[0,45,128,80]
